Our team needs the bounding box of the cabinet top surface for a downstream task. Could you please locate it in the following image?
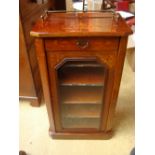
[30,12,132,37]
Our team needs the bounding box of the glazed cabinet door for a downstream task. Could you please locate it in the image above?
[46,50,116,133]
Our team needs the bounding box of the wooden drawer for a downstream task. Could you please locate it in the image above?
[45,37,120,52]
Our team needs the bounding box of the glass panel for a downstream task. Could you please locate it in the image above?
[71,0,103,11]
[66,0,115,11]
[57,60,106,130]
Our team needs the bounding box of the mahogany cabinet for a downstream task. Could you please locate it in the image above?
[52,0,66,10]
[31,12,132,139]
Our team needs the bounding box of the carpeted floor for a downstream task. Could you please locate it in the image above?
[19,53,135,155]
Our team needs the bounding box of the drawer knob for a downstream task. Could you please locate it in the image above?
[76,40,89,49]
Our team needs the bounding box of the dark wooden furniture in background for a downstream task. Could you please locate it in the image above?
[52,0,66,10]
[19,0,54,106]
[19,17,39,106]
[31,12,132,139]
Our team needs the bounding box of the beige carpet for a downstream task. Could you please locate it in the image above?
[19,55,135,155]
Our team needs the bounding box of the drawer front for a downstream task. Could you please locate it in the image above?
[45,37,120,52]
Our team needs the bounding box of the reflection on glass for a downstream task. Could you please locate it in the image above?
[67,0,103,11]
[58,60,106,129]
[66,0,115,11]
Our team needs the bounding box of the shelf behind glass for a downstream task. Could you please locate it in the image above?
[58,60,106,130]
[59,67,105,86]
[61,104,102,118]
[62,117,100,129]
[60,86,104,104]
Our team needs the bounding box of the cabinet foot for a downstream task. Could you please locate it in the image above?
[19,97,41,107]
[30,98,40,107]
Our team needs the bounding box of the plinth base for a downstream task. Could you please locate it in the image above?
[49,129,113,140]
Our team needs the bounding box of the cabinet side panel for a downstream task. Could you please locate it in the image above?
[34,38,55,131]
[106,36,128,131]
[100,68,115,130]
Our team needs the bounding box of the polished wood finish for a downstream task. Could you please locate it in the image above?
[49,131,113,139]
[19,17,41,106]
[30,12,132,37]
[106,36,129,130]
[19,0,53,106]
[45,37,119,51]
[19,17,35,97]
[31,12,132,139]
[34,38,55,131]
